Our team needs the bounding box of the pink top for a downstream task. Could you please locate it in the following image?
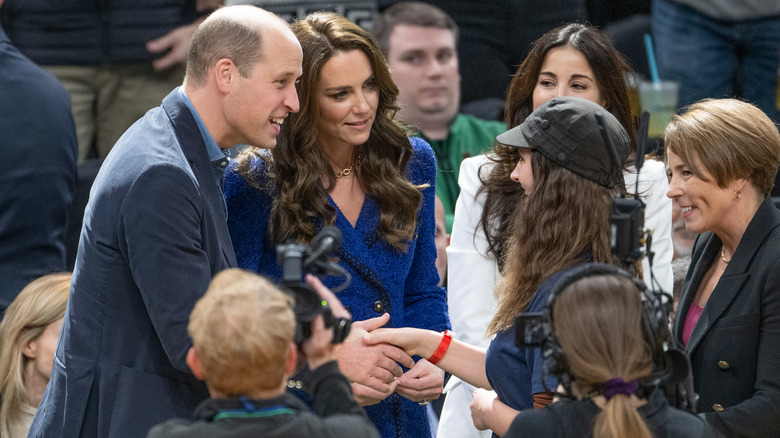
[682,301,703,346]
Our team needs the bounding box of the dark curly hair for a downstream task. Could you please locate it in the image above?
[236,12,424,251]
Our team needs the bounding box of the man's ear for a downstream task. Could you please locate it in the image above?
[186,347,205,381]
[283,342,297,377]
[213,58,236,94]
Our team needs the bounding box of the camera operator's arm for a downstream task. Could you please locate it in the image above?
[303,275,380,437]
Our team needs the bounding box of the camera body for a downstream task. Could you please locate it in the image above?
[276,226,351,344]
[611,196,647,264]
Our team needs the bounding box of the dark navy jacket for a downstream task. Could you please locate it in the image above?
[28,89,236,438]
[0,25,77,313]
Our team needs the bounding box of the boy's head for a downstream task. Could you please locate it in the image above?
[187,268,296,396]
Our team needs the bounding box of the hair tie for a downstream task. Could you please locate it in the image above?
[602,378,639,400]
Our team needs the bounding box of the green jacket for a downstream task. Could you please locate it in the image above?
[416,113,506,232]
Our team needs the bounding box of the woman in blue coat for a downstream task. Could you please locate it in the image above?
[224,12,449,438]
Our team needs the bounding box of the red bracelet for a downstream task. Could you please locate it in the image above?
[428,330,453,365]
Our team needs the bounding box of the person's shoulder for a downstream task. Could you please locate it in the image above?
[408,136,436,166]
[530,267,578,310]
[456,113,507,133]
[0,43,74,131]
[506,399,597,438]
[647,404,707,438]
[505,400,571,437]
[632,157,667,182]
[409,135,433,153]
[145,418,202,438]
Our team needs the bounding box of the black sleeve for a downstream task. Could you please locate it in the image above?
[308,361,380,437]
[504,408,558,438]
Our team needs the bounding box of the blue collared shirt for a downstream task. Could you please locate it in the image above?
[178,87,229,217]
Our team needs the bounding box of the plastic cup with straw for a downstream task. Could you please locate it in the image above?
[640,34,679,138]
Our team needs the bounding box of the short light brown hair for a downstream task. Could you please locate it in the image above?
[188,269,295,395]
[665,98,780,195]
[186,6,288,88]
[372,1,459,56]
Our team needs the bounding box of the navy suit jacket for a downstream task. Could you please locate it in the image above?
[0,25,77,313]
[673,197,780,437]
[29,89,237,438]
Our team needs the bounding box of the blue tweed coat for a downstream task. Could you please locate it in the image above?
[224,137,450,438]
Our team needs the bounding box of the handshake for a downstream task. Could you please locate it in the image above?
[334,314,449,406]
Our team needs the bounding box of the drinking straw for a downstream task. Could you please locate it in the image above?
[643,33,661,83]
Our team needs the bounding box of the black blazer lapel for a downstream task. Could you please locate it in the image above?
[673,232,714,344]
[679,197,780,355]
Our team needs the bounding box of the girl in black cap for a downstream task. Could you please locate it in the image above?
[365,96,630,436]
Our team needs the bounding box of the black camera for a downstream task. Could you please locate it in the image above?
[611,196,647,263]
[595,111,650,265]
[276,226,351,344]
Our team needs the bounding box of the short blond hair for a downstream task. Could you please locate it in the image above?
[188,269,295,395]
[665,98,780,195]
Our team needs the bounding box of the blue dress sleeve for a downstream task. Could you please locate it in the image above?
[224,157,272,272]
[403,137,450,332]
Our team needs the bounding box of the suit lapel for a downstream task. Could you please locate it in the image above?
[682,197,780,355]
[162,91,237,267]
[674,233,715,345]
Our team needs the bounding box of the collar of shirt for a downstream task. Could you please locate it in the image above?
[178,87,229,219]
[177,87,229,171]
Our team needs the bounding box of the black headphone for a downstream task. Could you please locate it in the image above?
[537,262,674,398]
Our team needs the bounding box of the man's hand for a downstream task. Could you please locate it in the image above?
[334,314,415,393]
[146,23,199,71]
[350,381,398,406]
[395,359,444,404]
[301,275,351,370]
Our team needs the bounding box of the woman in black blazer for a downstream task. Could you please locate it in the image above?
[665,98,780,438]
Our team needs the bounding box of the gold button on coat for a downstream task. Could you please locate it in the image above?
[713,404,724,412]
[718,360,730,370]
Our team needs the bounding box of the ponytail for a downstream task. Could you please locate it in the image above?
[594,393,653,438]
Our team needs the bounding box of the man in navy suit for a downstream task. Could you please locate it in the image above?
[29,6,302,437]
[0,0,77,317]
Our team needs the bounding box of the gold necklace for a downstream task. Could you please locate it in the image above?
[334,153,361,178]
[721,246,730,264]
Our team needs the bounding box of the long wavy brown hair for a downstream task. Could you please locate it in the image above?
[236,12,424,250]
[480,23,636,268]
[488,152,619,335]
[554,274,654,438]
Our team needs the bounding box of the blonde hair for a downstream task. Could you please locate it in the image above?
[0,273,70,437]
[188,269,295,395]
[553,274,654,438]
[665,98,780,195]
